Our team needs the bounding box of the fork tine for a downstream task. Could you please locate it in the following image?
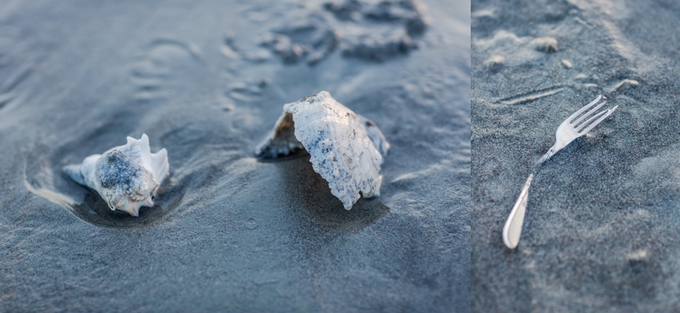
[577,105,618,134]
[568,95,602,123]
[576,108,608,132]
[572,100,607,126]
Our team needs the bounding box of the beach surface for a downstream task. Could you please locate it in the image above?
[0,0,470,311]
[472,0,680,312]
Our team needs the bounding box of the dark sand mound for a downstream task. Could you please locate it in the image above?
[472,0,680,312]
[0,0,470,311]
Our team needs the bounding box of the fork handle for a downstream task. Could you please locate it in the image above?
[502,173,535,249]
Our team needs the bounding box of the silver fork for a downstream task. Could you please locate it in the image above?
[502,95,618,249]
[537,95,617,164]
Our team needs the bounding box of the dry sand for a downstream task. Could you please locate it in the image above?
[0,0,470,312]
[472,0,680,312]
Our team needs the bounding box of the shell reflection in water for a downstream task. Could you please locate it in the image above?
[256,91,389,210]
[64,134,169,216]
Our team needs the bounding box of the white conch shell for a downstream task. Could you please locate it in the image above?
[256,91,389,210]
[64,134,169,216]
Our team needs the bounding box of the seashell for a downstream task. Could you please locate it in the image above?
[64,134,169,216]
[256,91,389,210]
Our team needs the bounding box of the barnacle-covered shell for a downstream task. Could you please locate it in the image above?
[64,134,169,216]
[256,91,389,210]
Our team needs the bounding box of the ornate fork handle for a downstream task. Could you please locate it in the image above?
[502,173,534,249]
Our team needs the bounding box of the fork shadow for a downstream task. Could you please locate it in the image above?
[268,154,390,233]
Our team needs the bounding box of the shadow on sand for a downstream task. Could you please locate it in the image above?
[269,154,390,233]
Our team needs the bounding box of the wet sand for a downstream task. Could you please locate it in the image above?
[472,0,680,312]
[0,0,470,311]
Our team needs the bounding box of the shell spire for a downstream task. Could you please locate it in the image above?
[64,134,169,216]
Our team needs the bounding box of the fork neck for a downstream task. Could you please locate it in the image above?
[536,144,557,167]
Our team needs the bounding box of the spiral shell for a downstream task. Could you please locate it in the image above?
[64,134,169,216]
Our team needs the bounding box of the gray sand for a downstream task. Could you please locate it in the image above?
[0,0,470,312]
[472,0,680,312]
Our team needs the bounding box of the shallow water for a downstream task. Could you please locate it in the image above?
[0,0,470,311]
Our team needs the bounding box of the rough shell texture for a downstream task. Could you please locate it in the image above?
[256,91,389,210]
[64,134,169,216]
